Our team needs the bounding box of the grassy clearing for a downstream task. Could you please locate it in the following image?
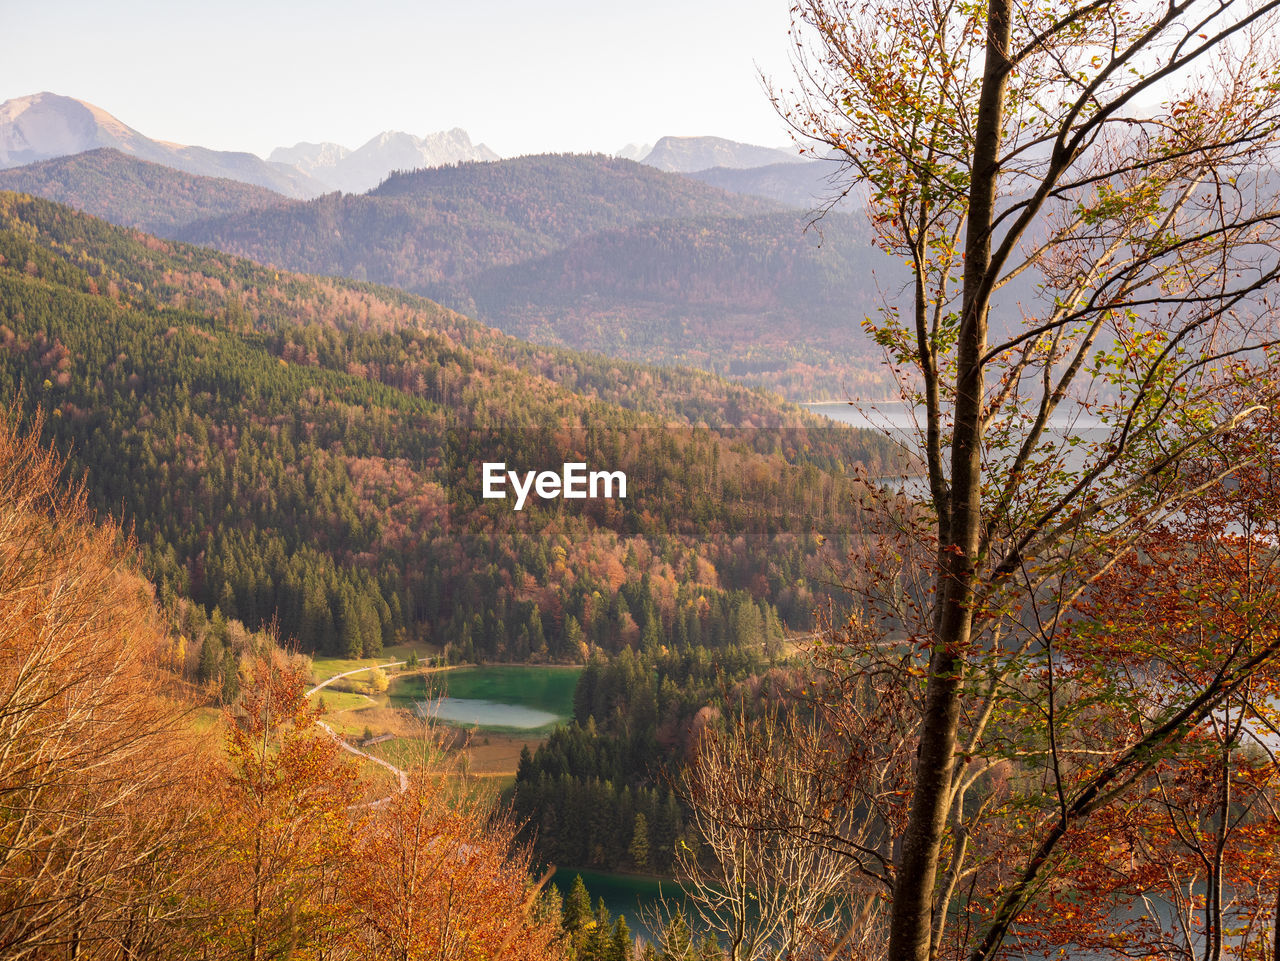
[288,661,575,792]
[368,731,538,786]
[308,642,429,685]
[312,690,372,715]
[367,735,442,771]
[184,705,224,737]
[324,705,408,740]
[464,733,540,775]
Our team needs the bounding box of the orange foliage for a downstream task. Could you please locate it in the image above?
[0,410,203,957]
[343,761,566,961]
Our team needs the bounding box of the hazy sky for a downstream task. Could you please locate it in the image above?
[4,0,802,159]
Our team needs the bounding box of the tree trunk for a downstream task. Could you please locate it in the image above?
[886,1,1011,958]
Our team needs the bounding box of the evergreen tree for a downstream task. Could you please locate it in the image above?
[565,614,585,659]
[628,812,650,871]
[610,915,632,961]
[695,931,721,961]
[641,612,662,654]
[220,648,240,704]
[338,590,362,657]
[197,633,221,682]
[658,911,694,961]
[563,874,592,933]
[517,744,533,782]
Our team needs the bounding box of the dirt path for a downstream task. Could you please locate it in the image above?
[306,661,408,808]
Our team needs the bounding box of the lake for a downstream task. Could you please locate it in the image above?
[806,399,1107,432]
[806,399,925,429]
[423,698,559,729]
[807,399,1115,493]
[551,868,692,943]
[388,665,581,736]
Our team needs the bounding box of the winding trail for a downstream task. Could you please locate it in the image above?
[306,660,409,808]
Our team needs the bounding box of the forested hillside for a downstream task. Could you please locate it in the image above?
[0,410,568,958]
[0,148,294,232]
[684,161,852,209]
[469,210,886,398]
[176,154,779,306]
[514,644,781,875]
[0,191,896,665]
[170,154,890,399]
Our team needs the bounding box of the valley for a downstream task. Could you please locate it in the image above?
[0,98,895,401]
[6,7,1280,951]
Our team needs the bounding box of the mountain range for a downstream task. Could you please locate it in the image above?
[269,129,500,194]
[0,148,291,233]
[0,93,323,198]
[0,94,504,200]
[639,135,802,173]
[171,153,889,399]
[2,94,818,198]
[0,94,882,399]
[684,160,862,210]
[0,189,895,660]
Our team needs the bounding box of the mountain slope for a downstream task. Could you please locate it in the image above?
[0,191,897,662]
[0,93,324,198]
[174,153,890,399]
[176,153,781,305]
[0,148,293,233]
[641,136,803,172]
[685,160,869,210]
[469,210,889,398]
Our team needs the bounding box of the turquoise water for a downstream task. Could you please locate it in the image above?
[417,697,560,730]
[389,665,581,735]
[551,868,692,942]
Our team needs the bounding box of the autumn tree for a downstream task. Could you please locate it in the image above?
[678,707,863,960]
[341,742,566,961]
[0,410,203,958]
[200,652,361,960]
[772,0,1280,958]
[994,423,1280,960]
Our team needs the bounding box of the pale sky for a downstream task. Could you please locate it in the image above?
[2,0,801,159]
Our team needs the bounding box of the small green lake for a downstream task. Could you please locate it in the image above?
[551,869,692,942]
[388,665,581,735]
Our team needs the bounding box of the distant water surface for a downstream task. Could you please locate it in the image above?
[417,698,559,730]
[805,400,1106,431]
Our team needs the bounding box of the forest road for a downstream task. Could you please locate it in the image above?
[306,661,409,808]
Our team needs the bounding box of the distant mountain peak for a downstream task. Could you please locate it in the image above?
[640,136,805,174]
[0,92,140,168]
[0,92,324,199]
[615,142,653,162]
[269,127,501,194]
[269,141,351,172]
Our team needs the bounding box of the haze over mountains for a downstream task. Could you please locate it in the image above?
[0,92,882,399]
[2,94,817,196]
[685,161,858,211]
[269,129,500,194]
[639,135,801,173]
[0,94,504,199]
[0,149,291,234]
[172,154,888,399]
[0,93,323,198]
